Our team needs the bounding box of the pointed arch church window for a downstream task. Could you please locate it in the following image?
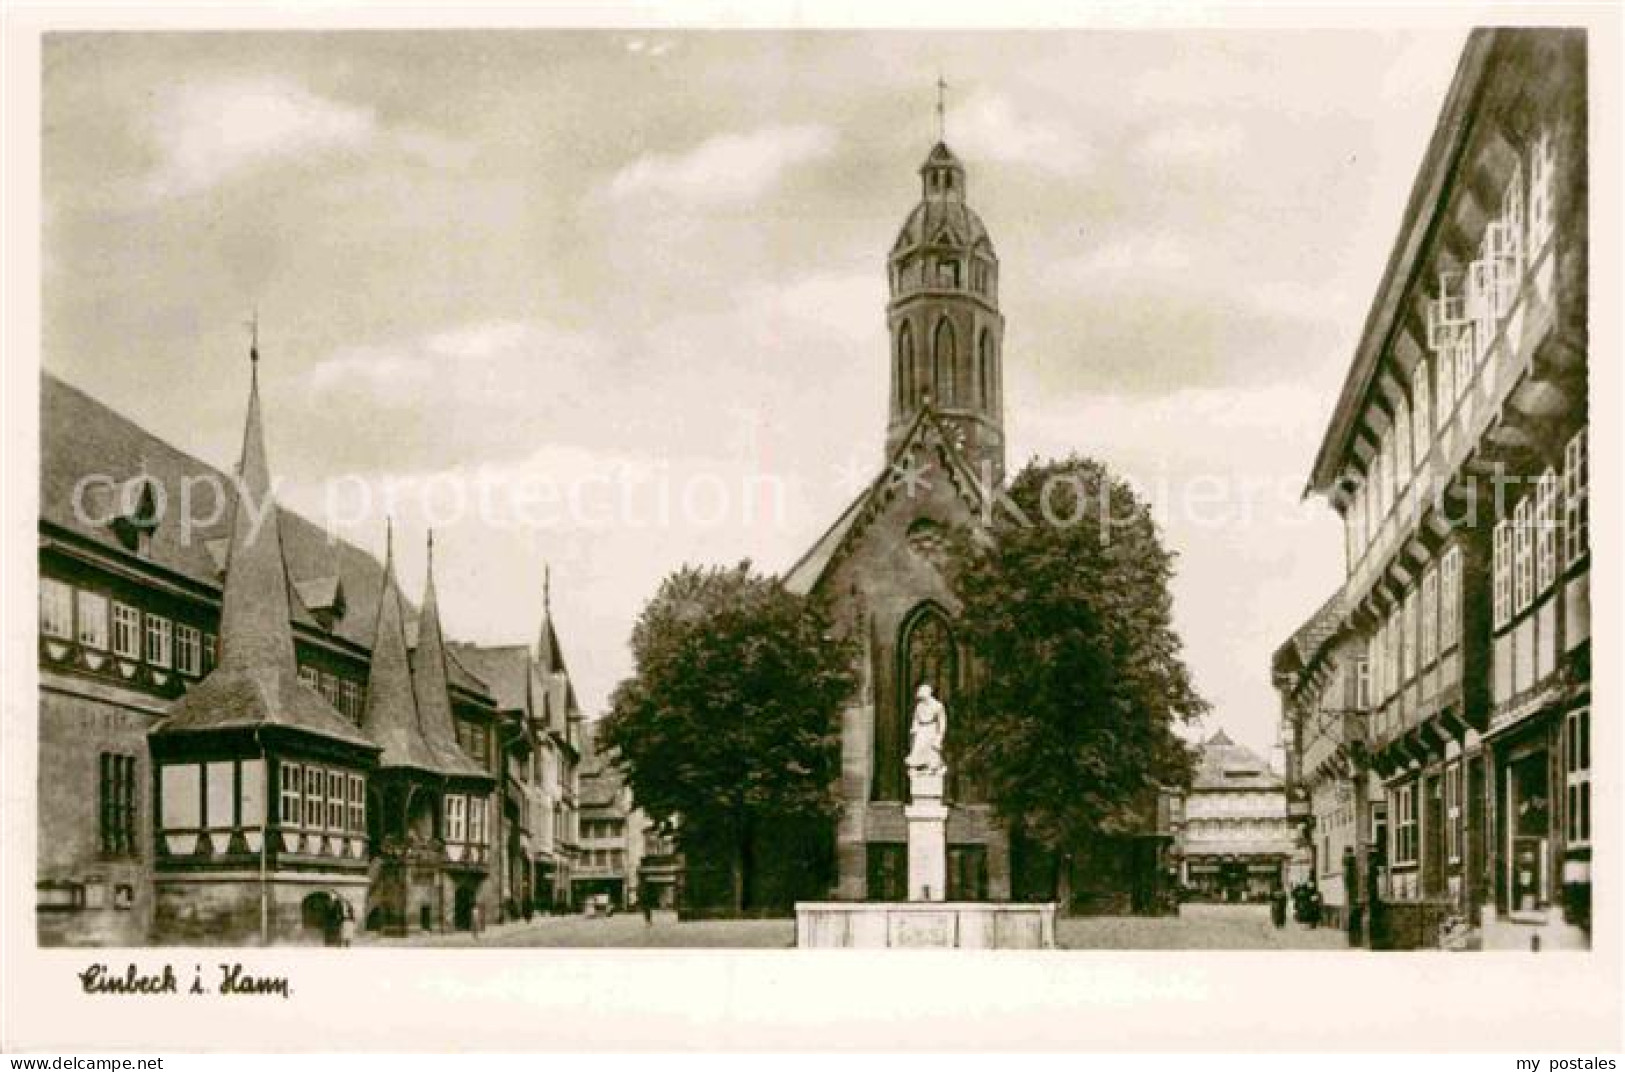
[897,322,915,408]
[978,329,994,406]
[933,319,956,405]
[876,603,959,802]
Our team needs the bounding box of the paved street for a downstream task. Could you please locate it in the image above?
[362,912,797,948]
[362,902,1351,950]
[1058,903,1350,950]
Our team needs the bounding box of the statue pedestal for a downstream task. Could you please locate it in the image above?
[905,771,947,902]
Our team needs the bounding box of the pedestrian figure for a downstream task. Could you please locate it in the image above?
[472,903,484,940]
[640,881,653,927]
[339,897,356,947]
[1269,887,1287,929]
[1306,885,1323,929]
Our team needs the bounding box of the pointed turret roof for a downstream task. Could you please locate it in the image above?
[154,350,376,751]
[536,566,563,675]
[218,357,296,676]
[412,533,493,782]
[360,523,442,772]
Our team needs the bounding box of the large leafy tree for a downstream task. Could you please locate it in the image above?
[952,456,1205,902]
[601,562,856,913]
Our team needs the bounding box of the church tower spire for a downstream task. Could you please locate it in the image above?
[885,109,1005,481]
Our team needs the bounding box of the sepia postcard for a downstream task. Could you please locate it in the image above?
[2,1,1621,1055]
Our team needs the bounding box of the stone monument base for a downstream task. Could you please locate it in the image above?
[794,901,1057,949]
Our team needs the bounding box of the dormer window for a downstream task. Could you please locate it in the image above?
[109,476,160,557]
[295,576,347,631]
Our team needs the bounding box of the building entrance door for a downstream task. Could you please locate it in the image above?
[946,845,987,901]
[1507,752,1551,916]
[1218,860,1246,902]
[866,843,906,901]
[1423,773,1444,897]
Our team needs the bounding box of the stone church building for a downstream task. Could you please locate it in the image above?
[777,135,1178,913]
[783,138,1011,903]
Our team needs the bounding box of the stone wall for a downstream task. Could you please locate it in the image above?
[1370,897,1453,951]
[152,874,367,946]
[37,676,163,946]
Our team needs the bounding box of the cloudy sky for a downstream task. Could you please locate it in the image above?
[43,28,1470,760]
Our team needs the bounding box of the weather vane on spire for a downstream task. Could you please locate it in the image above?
[936,74,949,142]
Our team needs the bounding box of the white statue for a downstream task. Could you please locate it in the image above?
[905,684,947,777]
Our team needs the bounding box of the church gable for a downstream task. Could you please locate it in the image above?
[785,408,989,602]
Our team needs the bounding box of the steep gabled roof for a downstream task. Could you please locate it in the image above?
[1271,590,1346,677]
[447,643,532,714]
[412,535,493,782]
[154,360,375,751]
[360,527,442,773]
[783,403,992,597]
[40,372,496,711]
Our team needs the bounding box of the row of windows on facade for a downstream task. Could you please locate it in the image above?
[895,319,998,410]
[39,581,214,676]
[1182,818,1289,841]
[891,255,995,298]
[1184,792,1285,817]
[1346,424,1587,717]
[581,848,625,870]
[581,818,625,842]
[37,579,376,725]
[158,757,494,844]
[1342,128,1560,572]
[37,580,513,769]
[294,664,366,723]
[1381,708,1589,869]
[97,751,511,860]
[1492,428,1588,629]
[527,796,579,845]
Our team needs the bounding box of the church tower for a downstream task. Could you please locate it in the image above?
[885,137,1005,482]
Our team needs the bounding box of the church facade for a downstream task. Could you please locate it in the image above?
[784,139,1011,903]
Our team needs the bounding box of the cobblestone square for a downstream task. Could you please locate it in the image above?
[365,903,1351,950]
